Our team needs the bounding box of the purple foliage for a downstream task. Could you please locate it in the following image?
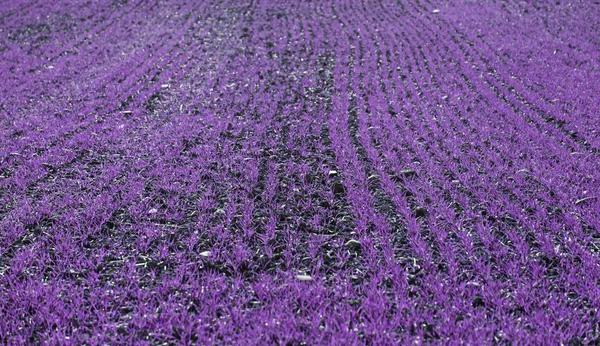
[1,0,599,344]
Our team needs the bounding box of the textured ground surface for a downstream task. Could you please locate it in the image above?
[1,0,600,344]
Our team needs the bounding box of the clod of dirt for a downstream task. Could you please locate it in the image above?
[415,207,428,218]
[333,182,346,195]
[344,239,361,249]
[473,296,485,308]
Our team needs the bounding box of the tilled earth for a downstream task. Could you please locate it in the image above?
[1,0,600,344]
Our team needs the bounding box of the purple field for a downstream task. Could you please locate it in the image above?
[1,0,600,344]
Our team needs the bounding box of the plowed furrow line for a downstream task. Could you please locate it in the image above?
[0,1,204,157]
[1,0,149,96]
[407,30,600,258]
[4,0,149,90]
[0,2,216,268]
[400,21,600,234]
[1,2,212,180]
[386,3,599,195]
[400,29,600,308]
[75,1,264,292]
[353,2,599,334]
[403,0,600,150]
[380,0,599,283]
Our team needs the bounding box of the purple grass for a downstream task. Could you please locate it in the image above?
[1,0,600,344]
